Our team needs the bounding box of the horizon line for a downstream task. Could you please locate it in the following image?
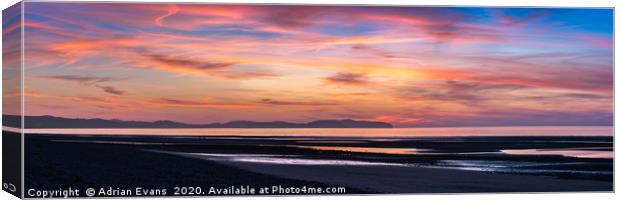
[1,114,613,128]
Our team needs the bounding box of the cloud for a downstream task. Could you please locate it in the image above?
[38,75,127,96]
[45,36,274,79]
[260,98,338,106]
[95,85,125,95]
[579,34,613,49]
[21,4,613,126]
[148,98,250,108]
[395,80,528,106]
[405,111,612,127]
[495,10,549,27]
[559,93,608,99]
[220,71,279,80]
[154,5,180,26]
[517,92,611,102]
[143,53,237,71]
[324,72,368,86]
[316,35,421,51]
[350,44,399,59]
[420,53,613,93]
[361,9,503,45]
[444,80,525,92]
[62,96,115,105]
[37,75,122,85]
[466,109,613,127]
[140,53,281,79]
[255,6,327,29]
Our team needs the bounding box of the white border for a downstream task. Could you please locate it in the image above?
[0,1,617,200]
[20,1,24,199]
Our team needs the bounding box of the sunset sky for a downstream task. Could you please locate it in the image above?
[5,3,613,127]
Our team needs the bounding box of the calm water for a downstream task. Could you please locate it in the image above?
[23,126,613,137]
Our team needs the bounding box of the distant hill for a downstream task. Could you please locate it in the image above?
[2,115,393,128]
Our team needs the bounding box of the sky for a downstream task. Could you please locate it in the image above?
[3,3,613,127]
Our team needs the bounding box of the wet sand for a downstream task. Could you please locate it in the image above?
[160,150,612,193]
[25,134,613,195]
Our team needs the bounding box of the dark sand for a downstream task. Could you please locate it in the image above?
[162,151,612,193]
[25,135,342,197]
[25,134,613,195]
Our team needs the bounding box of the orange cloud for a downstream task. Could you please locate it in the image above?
[20,3,611,126]
[260,98,339,106]
[146,98,252,108]
[323,72,369,86]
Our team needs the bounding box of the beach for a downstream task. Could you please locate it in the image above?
[24,132,613,196]
[160,150,611,193]
[25,134,337,197]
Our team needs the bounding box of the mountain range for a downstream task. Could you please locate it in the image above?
[2,115,393,128]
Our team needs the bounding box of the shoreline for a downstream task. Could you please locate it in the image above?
[153,149,612,193]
